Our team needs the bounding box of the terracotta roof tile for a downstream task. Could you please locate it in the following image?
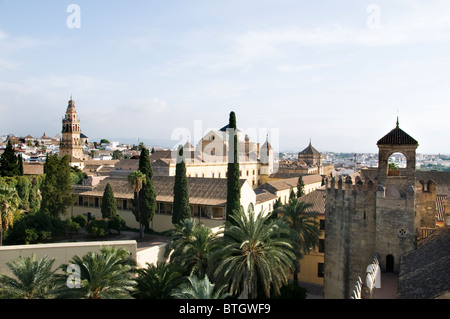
[78,175,246,207]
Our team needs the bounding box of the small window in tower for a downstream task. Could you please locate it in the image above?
[318,263,325,278]
[320,219,325,231]
[319,239,325,253]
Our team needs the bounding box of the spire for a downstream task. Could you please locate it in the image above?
[396,116,399,129]
[67,96,76,111]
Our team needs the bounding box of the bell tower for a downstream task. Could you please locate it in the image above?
[59,97,84,160]
[375,117,419,273]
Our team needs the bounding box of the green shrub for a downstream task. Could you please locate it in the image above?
[24,229,38,245]
[86,219,108,238]
[65,218,81,235]
[72,214,87,228]
[4,210,66,245]
[108,215,126,235]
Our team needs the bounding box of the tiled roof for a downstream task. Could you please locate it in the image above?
[377,126,418,146]
[23,163,44,175]
[298,187,326,214]
[397,228,450,299]
[299,141,321,155]
[113,159,139,171]
[78,175,246,207]
[149,150,172,161]
[260,174,323,192]
[254,189,278,204]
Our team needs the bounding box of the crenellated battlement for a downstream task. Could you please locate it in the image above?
[326,175,376,196]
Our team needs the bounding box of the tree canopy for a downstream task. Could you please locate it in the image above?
[0,140,20,177]
[40,154,75,217]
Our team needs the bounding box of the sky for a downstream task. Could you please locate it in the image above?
[0,0,450,154]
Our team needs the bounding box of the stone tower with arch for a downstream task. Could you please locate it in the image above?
[323,119,437,298]
[59,97,84,161]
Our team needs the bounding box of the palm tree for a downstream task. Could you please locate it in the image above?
[166,218,220,278]
[171,275,230,299]
[57,246,137,299]
[276,197,321,284]
[134,261,183,299]
[128,170,145,239]
[0,254,59,299]
[0,185,20,246]
[212,207,296,299]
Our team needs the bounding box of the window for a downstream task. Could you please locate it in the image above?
[94,197,99,208]
[319,239,325,253]
[78,196,83,206]
[212,173,215,178]
[247,170,249,176]
[123,200,127,210]
[320,219,325,231]
[318,263,325,278]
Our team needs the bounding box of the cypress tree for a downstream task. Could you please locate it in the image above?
[172,145,190,226]
[101,183,117,219]
[139,146,153,179]
[0,140,19,177]
[289,188,296,201]
[132,147,156,231]
[226,111,241,225]
[140,176,156,229]
[296,174,305,198]
[17,154,24,176]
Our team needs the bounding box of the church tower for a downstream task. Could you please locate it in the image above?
[59,97,84,160]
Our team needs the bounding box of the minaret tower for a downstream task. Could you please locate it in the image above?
[59,97,84,160]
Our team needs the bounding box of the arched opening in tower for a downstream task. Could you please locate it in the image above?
[387,152,407,177]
